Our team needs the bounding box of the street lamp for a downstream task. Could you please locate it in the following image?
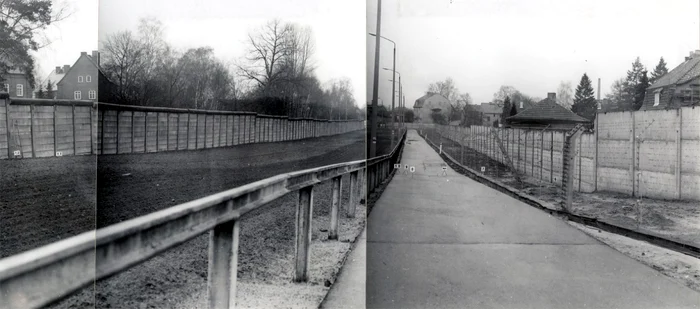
[368,0,383,157]
[384,68,402,128]
[370,32,397,147]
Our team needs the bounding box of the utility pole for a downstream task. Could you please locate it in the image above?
[390,43,396,148]
[370,0,382,158]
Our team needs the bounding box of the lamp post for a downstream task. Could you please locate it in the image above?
[369,0,382,157]
[370,32,396,147]
[384,68,402,129]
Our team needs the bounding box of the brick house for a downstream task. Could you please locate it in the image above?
[1,67,34,98]
[640,50,700,110]
[57,51,112,102]
[413,92,451,123]
[506,92,590,130]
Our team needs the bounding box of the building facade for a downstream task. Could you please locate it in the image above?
[413,93,451,124]
[640,50,700,111]
[1,69,34,98]
[57,51,100,101]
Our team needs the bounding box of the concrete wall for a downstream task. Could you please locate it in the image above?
[420,106,700,200]
[0,98,363,159]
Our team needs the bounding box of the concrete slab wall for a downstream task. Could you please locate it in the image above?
[422,105,699,200]
[1,98,363,159]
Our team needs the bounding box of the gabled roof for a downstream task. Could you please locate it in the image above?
[649,57,700,89]
[58,52,113,86]
[507,97,590,123]
[413,92,449,108]
[37,70,65,90]
[479,102,501,114]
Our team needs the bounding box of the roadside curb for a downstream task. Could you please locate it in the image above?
[420,132,700,260]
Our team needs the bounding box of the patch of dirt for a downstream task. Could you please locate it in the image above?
[569,221,700,293]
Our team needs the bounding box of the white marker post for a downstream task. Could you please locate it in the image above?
[439,143,442,154]
[394,163,400,169]
[441,166,447,176]
[409,166,415,178]
[481,166,485,173]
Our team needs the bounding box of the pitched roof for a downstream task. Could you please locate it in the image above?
[507,97,590,123]
[479,102,501,114]
[413,92,449,108]
[37,70,65,90]
[649,57,700,89]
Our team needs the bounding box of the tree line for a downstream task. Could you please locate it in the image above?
[98,18,360,120]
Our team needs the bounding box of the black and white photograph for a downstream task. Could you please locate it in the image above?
[1,0,700,308]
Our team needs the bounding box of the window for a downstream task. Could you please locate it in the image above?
[519,102,523,109]
[88,90,96,100]
[653,91,660,106]
[16,84,23,97]
[78,76,83,83]
[74,91,81,100]
[86,75,91,82]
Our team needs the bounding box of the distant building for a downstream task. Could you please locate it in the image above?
[507,92,590,130]
[1,67,34,98]
[34,65,69,99]
[413,92,451,124]
[640,50,700,110]
[55,50,116,102]
[478,102,501,126]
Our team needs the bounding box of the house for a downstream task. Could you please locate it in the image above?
[640,50,700,110]
[57,51,114,102]
[413,92,451,124]
[1,67,34,98]
[506,92,590,130]
[478,102,501,126]
[34,65,69,99]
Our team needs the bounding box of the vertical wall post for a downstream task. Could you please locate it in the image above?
[631,112,636,196]
[156,112,160,151]
[144,112,148,152]
[72,104,77,155]
[30,104,35,158]
[131,111,135,153]
[676,108,682,199]
[52,105,57,156]
[207,203,240,309]
[5,97,12,158]
[329,176,342,240]
[550,131,554,182]
[348,170,358,218]
[116,110,120,154]
[594,116,599,191]
[294,185,314,282]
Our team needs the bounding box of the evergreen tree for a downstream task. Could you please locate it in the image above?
[37,87,45,99]
[509,101,517,116]
[634,71,650,111]
[46,80,54,99]
[649,57,668,85]
[623,57,646,110]
[501,96,511,124]
[571,73,597,121]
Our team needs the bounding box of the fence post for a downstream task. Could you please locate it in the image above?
[631,112,636,196]
[329,176,342,240]
[676,108,682,199]
[132,112,136,152]
[594,116,598,191]
[294,185,314,282]
[5,96,11,158]
[116,111,120,154]
[52,105,57,156]
[30,104,35,158]
[207,205,240,309]
[348,171,358,218]
[550,131,554,182]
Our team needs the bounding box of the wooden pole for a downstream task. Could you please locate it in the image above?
[52,105,57,156]
[131,111,135,153]
[329,176,342,240]
[294,186,314,282]
[207,203,240,309]
[30,104,35,158]
[348,171,358,218]
[5,97,11,158]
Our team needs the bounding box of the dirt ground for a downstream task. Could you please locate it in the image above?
[0,155,96,258]
[3,130,367,308]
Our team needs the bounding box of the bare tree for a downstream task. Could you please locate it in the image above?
[557,81,573,109]
[237,19,291,95]
[102,30,145,104]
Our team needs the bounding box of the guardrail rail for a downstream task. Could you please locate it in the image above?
[0,129,407,309]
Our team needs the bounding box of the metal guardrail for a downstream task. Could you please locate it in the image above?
[0,129,407,309]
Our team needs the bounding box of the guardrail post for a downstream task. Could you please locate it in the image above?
[348,171,358,218]
[207,202,240,309]
[294,185,314,282]
[329,176,342,240]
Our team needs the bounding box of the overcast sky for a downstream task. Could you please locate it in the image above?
[97,0,365,105]
[367,0,700,107]
[34,0,97,83]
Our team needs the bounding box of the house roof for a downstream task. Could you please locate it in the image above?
[58,52,113,86]
[507,97,590,123]
[37,70,65,90]
[479,102,501,114]
[649,56,700,89]
[413,92,448,108]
